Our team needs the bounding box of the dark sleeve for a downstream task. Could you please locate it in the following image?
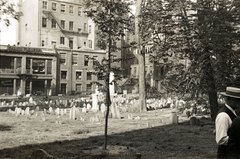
[227,118,240,159]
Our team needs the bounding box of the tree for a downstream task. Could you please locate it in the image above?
[137,0,240,120]
[180,0,240,120]
[84,0,133,149]
[134,0,147,112]
[0,0,20,26]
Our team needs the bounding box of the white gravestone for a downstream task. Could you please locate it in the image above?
[55,108,60,115]
[92,94,98,111]
[109,72,115,95]
[87,103,91,110]
[82,107,87,113]
[25,107,30,116]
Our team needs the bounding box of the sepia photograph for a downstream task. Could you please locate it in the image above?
[0,0,240,158]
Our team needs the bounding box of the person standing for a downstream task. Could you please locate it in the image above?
[226,117,240,159]
[215,87,240,159]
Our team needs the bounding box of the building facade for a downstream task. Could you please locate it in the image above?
[55,45,106,95]
[0,44,106,96]
[0,45,57,96]
[18,0,93,50]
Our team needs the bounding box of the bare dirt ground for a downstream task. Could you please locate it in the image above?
[0,108,217,159]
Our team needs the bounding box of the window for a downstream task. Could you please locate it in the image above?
[42,40,45,46]
[42,17,47,28]
[60,20,65,29]
[86,84,92,92]
[51,41,56,46]
[84,55,89,66]
[76,84,82,92]
[69,37,73,49]
[60,53,66,65]
[60,37,65,44]
[76,71,82,80]
[43,1,47,9]
[72,54,78,65]
[69,5,74,14]
[52,3,57,11]
[47,60,52,75]
[149,66,153,74]
[16,58,21,74]
[84,23,87,32]
[52,19,56,28]
[32,59,45,74]
[93,56,98,61]
[61,4,65,13]
[61,71,67,79]
[78,7,82,16]
[69,21,74,31]
[134,67,137,75]
[89,25,91,33]
[88,40,92,48]
[87,72,92,80]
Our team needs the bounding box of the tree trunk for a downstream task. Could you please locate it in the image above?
[135,0,147,112]
[104,34,112,150]
[204,54,219,121]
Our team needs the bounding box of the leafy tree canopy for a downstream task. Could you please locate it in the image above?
[0,0,20,26]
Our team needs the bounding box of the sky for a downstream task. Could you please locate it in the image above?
[0,19,18,45]
[0,0,18,45]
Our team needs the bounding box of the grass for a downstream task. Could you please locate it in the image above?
[0,107,217,159]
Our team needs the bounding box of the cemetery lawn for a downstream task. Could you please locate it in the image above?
[0,108,217,159]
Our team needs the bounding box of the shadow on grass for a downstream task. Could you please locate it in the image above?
[0,124,12,131]
[0,118,217,159]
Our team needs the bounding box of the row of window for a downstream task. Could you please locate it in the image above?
[61,71,95,81]
[41,38,92,49]
[42,1,86,17]
[60,54,97,66]
[61,83,93,93]
[42,18,89,32]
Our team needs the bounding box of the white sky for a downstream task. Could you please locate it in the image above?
[0,0,18,45]
[0,19,18,45]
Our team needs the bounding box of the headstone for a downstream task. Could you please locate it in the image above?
[41,112,46,121]
[49,107,53,113]
[60,109,64,116]
[69,106,76,120]
[128,114,133,120]
[25,107,30,116]
[110,103,117,118]
[29,97,33,104]
[189,116,200,125]
[11,100,15,107]
[87,103,91,110]
[100,103,106,113]
[64,109,67,115]
[109,72,115,95]
[115,106,121,119]
[92,94,98,111]
[82,107,87,113]
[21,109,25,115]
[55,108,60,115]
[147,121,152,128]
[35,106,40,112]
[170,112,178,124]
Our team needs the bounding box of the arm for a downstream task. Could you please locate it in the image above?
[215,112,231,145]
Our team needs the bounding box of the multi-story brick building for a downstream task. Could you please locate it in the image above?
[18,0,95,50]
[0,45,57,96]
[0,44,106,96]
